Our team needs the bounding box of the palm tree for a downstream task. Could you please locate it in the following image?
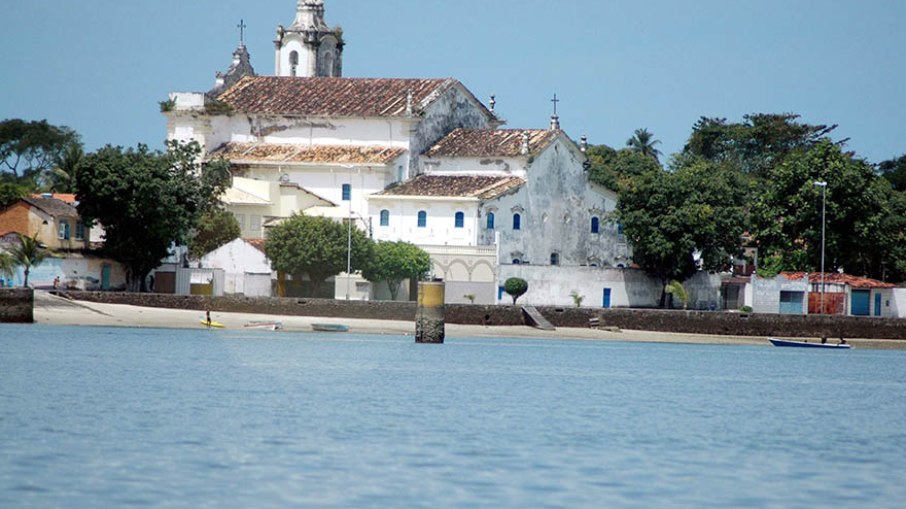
[10,233,49,287]
[0,251,15,282]
[48,144,83,193]
[626,128,662,162]
[665,280,689,310]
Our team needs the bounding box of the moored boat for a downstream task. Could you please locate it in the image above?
[769,337,852,349]
[244,321,283,331]
[311,323,349,332]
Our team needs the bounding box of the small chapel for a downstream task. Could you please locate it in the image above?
[165,0,639,306]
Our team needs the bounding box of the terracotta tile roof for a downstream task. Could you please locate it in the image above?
[210,142,406,165]
[375,175,524,200]
[32,193,77,204]
[21,196,79,219]
[426,128,559,158]
[781,272,896,289]
[217,76,480,118]
[244,238,267,254]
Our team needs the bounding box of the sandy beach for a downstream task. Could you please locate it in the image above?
[30,291,906,349]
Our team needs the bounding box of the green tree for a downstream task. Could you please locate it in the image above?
[0,250,15,279]
[750,140,899,280]
[665,280,688,310]
[189,209,241,259]
[878,154,906,193]
[615,156,748,306]
[361,240,431,300]
[586,145,661,191]
[48,143,84,193]
[74,141,231,291]
[683,113,837,178]
[10,233,50,287]
[626,128,662,162]
[504,277,528,304]
[265,214,373,295]
[0,119,81,187]
[0,180,29,208]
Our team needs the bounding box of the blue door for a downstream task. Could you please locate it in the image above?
[779,291,804,314]
[603,288,612,308]
[101,265,111,290]
[874,293,882,317]
[851,290,870,316]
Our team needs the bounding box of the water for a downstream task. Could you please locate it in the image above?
[1,325,905,509]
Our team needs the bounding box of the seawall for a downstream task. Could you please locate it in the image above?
[0,288,34,323]
[55,291,906,340]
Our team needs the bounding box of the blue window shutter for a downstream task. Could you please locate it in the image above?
[418,211,427,228]
[380,210,390,226]
[342,183,351,201]
[513,213,521,230]
[455,212,465,228]
[487,212,495,230]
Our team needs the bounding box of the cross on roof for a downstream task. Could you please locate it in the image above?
[551,93,560,116]
[238,19,247,44]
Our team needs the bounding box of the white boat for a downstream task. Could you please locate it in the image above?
[243,320,283,331]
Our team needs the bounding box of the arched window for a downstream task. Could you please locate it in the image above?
[550,253,560,266]
[417,210,427,228]
[289,51,299,76]
[513,213,522,231]
[486,212,495,230]
[342,183,351,201]
[380,210,390,227]
[591,216,600,234]
[454,211,465,228]
[513,259,521,265]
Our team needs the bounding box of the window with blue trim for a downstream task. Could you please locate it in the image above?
[486,212,495,230]
[75,221,86,241]
[417,210,427,228]
[591,216,600,234]
[454,211,465,228]
[58,220,71,240]
[380,210,390,227]
[342,183,351,201]
[513,213,521,231]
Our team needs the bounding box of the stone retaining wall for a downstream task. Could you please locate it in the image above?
[55,291,906,340]
[0,289,34,323]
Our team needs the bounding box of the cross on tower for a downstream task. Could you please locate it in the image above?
[238,19,247,45]
[551,93,560,116]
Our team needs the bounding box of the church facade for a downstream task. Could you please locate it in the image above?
[165,0,645,306]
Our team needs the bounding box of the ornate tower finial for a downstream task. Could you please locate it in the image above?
[489,94,496,113]
[580,134,588,153]
[521,132,531,155]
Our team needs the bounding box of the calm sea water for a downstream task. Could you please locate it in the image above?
[1,325,905,509]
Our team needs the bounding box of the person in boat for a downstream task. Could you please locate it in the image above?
[821,335,828,344]
[839,337,847,345]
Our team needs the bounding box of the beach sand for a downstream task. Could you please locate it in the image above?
[31,291,906,349]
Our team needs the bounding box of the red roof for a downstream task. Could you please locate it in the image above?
[32,193,77,204]
[781,272,895,289]
[426,129,560,158]
[375,175,524,200]
[245,238,266,254]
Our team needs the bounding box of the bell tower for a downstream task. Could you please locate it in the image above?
[274,0,344,77]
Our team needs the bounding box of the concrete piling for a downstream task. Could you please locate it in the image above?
[415,280,445,344]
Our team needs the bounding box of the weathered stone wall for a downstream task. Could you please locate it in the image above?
[0,289,34,323]
[58,291,906,340]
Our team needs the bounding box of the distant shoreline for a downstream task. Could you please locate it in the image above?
[29,291,906,350]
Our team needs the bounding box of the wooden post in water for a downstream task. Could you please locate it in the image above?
[416,280,445,344]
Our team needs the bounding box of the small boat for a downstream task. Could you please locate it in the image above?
[769,338,852,349]
[200,319,225,329]
[311,323,349,332]
[243,320,283,331]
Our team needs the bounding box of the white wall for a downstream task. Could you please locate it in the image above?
[199,239,272,296]
[891,288,906,318]
[498,265,662,308]
[369,198,480,246]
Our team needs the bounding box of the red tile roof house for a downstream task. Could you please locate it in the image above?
[752,272,898,317]
[0,195,89,251]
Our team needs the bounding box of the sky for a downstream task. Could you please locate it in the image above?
[2,0,904,164]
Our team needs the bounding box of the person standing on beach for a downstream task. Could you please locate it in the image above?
[205,310,212,328]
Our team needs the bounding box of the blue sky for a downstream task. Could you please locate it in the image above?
[2,0,904,164]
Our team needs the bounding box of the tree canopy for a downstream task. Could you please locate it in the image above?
[265,214,373,294]
[504,277,528,304]
[878,154,906,193]
[683,114,837,178]
[614,155,748,305]
[750,140,905,281]
[0,119,81,188]
[626,128,662,162]
[361,240,431,300]
[189,209,241,259]
[74,141,231,291]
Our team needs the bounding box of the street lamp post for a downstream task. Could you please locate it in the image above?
[346,165,353,301]
[814,181,827,314]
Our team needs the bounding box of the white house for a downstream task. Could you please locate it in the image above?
[198,238,272,297]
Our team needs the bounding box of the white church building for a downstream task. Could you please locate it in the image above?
[165,0,654,307]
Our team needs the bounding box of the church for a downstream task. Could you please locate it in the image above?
[165,0,643,307]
